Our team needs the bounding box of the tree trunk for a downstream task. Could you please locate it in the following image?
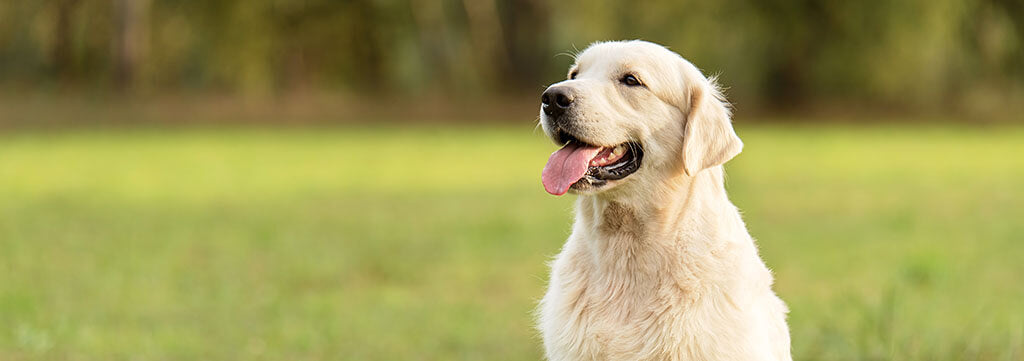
[52,0,78,83]
[114,0,150,91]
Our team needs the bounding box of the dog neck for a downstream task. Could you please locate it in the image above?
[573,166,746,271]
[580,166,734,231]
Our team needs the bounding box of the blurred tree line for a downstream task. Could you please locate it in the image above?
[0,0,1021,110]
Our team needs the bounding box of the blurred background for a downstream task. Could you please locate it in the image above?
[0,0,1022,360]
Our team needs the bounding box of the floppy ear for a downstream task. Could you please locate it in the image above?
[681,77,743,176]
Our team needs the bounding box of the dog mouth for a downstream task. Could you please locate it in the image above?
[541,134,644,196]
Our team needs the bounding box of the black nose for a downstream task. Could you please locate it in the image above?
[541,87,573,117]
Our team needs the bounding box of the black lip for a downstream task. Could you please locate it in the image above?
[552,128,580,146]
[587,142,643,181]
[571,141,644,190]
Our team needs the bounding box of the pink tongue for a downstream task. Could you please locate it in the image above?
[542,143,602,196]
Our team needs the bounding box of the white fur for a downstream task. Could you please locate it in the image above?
[537,40,792,361]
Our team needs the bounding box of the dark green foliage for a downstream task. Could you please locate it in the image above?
[0,0,1021,109]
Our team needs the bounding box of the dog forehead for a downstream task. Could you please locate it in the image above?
[576,41,677,69]
[572,41,692,104]
[573,41,684,84]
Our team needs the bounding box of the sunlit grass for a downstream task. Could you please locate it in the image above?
[0,123,1022,360]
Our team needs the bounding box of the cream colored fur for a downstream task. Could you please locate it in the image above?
[537,40,792,361]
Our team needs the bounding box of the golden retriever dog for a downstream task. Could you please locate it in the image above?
[537,40,791,361]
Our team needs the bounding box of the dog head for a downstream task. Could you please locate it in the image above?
[540,40,742,196]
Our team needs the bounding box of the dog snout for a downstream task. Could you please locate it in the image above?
[541,86,574,118]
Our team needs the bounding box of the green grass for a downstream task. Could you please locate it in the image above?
[0,123,1022,360]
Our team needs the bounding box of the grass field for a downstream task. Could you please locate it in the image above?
[1,123,1023,360]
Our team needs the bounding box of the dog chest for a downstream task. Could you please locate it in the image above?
[538,239,784,361]
[539,251,691,360]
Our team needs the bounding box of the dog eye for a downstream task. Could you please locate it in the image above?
[620,74,642,87]
[570,71,578,80]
